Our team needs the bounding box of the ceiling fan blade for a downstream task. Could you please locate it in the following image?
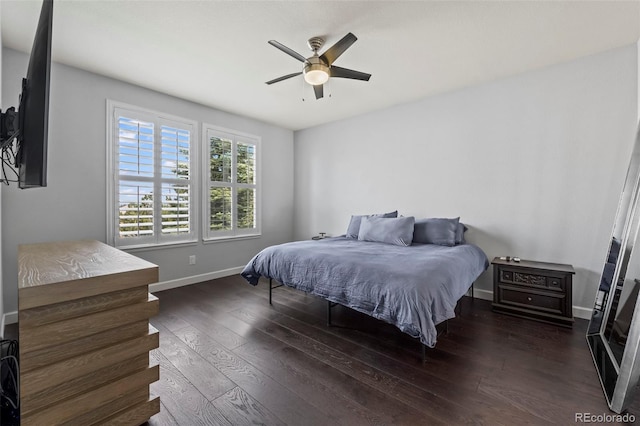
[314,84,324,100]
[329,66,371,81]
[268,40,307,62]
[319,32,357,65]
[265,72,302,85]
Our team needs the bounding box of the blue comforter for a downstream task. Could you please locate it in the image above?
[241,237,489,347]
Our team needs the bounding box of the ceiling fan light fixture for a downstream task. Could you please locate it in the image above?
[304,68,329,85]
[303,58,330,86]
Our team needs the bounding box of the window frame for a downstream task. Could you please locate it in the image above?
[202,123,261,242]
[106,100,199,249]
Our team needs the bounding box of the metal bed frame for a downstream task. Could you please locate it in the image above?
[268,278,474,363]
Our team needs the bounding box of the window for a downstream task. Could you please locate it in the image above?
[107,101,198,248]
[204,125,260,240]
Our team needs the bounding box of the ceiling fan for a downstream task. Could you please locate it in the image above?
[266,32,371,100]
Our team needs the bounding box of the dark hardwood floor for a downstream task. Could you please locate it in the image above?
[141,275,639,425]
[5,274,640,424]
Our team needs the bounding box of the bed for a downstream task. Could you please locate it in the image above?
[241,233,489,349]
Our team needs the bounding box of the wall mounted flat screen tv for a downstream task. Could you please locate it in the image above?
[18,0,53,188]
[0,0,53,188]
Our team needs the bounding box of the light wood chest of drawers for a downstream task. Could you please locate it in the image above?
[18,240,160,425]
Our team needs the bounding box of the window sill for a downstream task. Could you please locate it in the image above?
[117,240,198,253]
[203,234,261,244]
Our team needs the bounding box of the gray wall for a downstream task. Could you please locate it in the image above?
[2,47,294,314]
[293,43,639,313]
[3,43,638,317]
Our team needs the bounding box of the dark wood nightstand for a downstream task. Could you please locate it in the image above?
[492,257,575,327]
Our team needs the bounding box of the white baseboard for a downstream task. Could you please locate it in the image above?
[573,305,593,320]
[149,266,244,293]
[1,266,245,326]
[1,277,595,325]
[2,311,18,326]
[469,287,493,301]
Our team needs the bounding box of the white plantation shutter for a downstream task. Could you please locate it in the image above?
[109,103,197,247]
[161,182,191,235]
[118,180,154,239]
[161,126,191,179]
[204,125,261,240]
[158,124,192,238]
[118,117,154,177]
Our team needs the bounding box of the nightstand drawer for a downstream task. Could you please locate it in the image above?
[548,276,565,290]
[498,268,565,291]
[497,285,565,316]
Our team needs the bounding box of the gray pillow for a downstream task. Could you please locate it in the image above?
[345,210,398,239]
[456,223,468,245]
[413,217,460,246]
[358,216,415,246]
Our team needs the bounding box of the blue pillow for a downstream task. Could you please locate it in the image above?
[358,216,415,246]
[345,210,398,239]
[456,223,468,245]
[413,217,460,246]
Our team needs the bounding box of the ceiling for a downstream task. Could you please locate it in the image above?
[2,1,640,131]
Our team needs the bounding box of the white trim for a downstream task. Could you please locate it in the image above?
[122,240,198,253]
[107,100,200,248]
[106,99,115,245]
[149,266,244,293]
[573,305,593,320]
[1,286,593,325]
[2,267,245,326]
[469,287,493,301]
[3,311,18,326]
[202,234,261,244]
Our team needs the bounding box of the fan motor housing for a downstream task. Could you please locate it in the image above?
[307,36,325,52]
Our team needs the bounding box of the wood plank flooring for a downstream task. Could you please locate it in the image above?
[141,275,640,425]
[5,274,640,425]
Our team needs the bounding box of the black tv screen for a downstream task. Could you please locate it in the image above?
[18,0,53,189]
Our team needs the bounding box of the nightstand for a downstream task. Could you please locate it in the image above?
[492,257,574,327]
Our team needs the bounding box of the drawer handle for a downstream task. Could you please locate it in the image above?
[527,297,532,301]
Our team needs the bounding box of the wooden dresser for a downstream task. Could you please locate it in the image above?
[492,257,574,327]
[18,240,160,425]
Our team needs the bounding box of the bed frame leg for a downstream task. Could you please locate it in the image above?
[327,300,332,326]
[421,344,427,363]
[267,279,285,306]
[458,282,475,317]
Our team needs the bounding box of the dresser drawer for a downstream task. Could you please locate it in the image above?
[497,285,565,316]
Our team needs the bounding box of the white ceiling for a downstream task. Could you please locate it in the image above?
[2,1,640,131]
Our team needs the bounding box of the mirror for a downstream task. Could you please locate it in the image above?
[587,123,640,414]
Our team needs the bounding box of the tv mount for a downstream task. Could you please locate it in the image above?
[0,107,20,150]
[0,107,21,184]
